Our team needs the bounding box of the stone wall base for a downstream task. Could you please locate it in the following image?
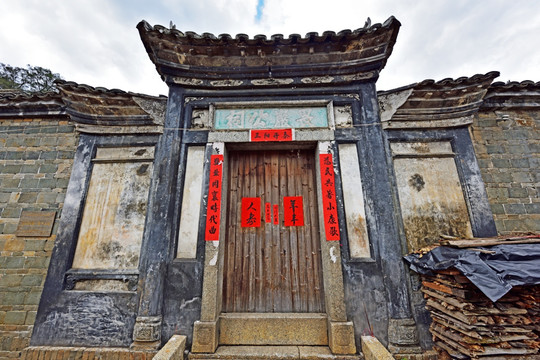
[21,346,157,359]
[392,350,438,360]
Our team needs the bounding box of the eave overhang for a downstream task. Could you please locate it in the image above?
[378,72,500,129]
[137,17,401,89]
[481,80,540,110]
[0,90,65,118]
[56,80,167,135]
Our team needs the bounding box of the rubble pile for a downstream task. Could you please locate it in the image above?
[421,269,540,359]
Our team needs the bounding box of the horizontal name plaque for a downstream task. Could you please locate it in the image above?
[214,107,328,130]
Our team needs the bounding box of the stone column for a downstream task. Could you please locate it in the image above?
[192,143,226,353]
[357,83,421,354]
[131,88,185,349]
[316,142,357,355]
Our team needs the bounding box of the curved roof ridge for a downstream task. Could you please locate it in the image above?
[137,17,401,89]
[489,80,540,90]
[137,16,399,45]
[415,71,500,88]
[0,90,61,104]
[378,71,499,130]
[482,79,540,109]
[55,79,166,100]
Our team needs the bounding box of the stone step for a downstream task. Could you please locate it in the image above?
[188,345,363,360]
[219,313,328,346]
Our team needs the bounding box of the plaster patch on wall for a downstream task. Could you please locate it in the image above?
[179,297,201,310]
[300,75,334,84]
[213,142,225,155]
[209,252,218,266]
[378,88,414,122]
[73,279,131,292]
[250,78,294,86]
[330,246,337,263]
[338,144,370,258]
[392,142,473,251]
[177,147,205,259]
[191,109,210,129]
[72,147,154,270]
[132,96,166,125]
[334,105,353,127]
[210,79,243,87]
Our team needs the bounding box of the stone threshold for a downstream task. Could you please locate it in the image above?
[188,345,363,360]
[219,312,328,345]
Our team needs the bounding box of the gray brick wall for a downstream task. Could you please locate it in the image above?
[471,109,540,234]
[0,117,78,359]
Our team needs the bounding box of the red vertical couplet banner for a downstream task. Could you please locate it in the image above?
[265,202,271,223]
[283,196,304,226]
[205,155,224,240]
[241,197,261,227]
[273,204,279,225]
[319,154,340,240]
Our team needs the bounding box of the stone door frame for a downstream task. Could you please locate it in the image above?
[191,140,356,355]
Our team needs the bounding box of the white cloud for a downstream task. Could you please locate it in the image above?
[1,0,539,95]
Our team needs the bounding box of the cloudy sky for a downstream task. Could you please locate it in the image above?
[2,0,539,96]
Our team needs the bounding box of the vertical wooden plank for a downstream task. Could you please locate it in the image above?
[262,152,272,311]
[233,152,246,311]
[286,153,300,311]
[307,151,324,311]
[223,152,238,311]
[255,152,265,312]
[279,153,292,311]
[246,152,257,311]
[223,153,231,311]
[270,151,281,312]
[296,151,311,312]
[240,152,250,311]
[289,150,307,312]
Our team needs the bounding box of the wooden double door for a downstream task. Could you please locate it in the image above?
[222,149,325,313]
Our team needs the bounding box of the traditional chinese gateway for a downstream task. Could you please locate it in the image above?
[1,15,539,360]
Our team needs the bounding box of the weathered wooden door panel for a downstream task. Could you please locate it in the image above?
[223,150,324,313]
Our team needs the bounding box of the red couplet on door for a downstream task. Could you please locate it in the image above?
[241,197,261,227]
